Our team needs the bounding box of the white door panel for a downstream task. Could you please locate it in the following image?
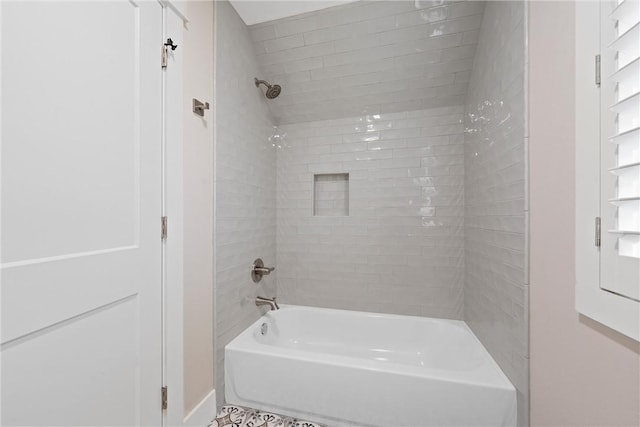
[2,298,140,425]
[2,1,140,263]
[1,1,163,425]
[2,250,142,342]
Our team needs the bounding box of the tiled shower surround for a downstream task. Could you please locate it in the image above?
[215,0,528,425]
[213,0,277,407]
[276,107,465,318]
[463,1,528,425]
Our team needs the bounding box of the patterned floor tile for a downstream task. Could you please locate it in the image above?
[210,405,324,427]
[210,405,249,427]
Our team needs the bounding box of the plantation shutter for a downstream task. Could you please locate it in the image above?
[600,0,640,300]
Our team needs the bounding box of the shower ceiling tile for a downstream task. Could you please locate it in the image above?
[250,0,485,125]
[263,34,305,53]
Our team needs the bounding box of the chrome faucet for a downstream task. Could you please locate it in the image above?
[256,296,279,311]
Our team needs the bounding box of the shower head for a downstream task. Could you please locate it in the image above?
[255,78,281,99]
[265,84,281,99]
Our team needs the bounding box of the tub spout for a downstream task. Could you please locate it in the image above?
[256,296,279,311]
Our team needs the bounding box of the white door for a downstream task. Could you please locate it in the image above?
[1,1,163,425]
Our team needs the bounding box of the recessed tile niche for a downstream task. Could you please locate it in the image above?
[313,173,349,217]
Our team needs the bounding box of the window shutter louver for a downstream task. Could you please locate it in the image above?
[601,0,640,300]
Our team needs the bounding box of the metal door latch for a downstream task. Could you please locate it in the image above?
[164,38,178,51]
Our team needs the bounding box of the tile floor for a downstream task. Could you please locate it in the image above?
[210,405,325,427]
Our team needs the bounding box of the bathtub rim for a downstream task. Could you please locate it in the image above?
[226,304,516,392]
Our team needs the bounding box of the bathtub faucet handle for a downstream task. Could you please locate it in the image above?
[251,258,275,283]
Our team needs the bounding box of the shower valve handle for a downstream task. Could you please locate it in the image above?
[251,258,275,283]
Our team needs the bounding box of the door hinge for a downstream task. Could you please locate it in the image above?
[595,217,601,247]
[161,386,168,410]
[161,216,168,240]
[595,54,601,87]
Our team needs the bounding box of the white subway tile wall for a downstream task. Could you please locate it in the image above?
[249,1,484,124]
[213,0,277,407]
[276,106,465,318]
[313,173,350,217]
[463,2,528,426]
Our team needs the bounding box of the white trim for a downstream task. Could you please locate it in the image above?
[158,0,188,23]
[183,390,217,427]
[577,284,640,340]
[162,3,186,425]
[0,0,4,419]
[575,1,639,342]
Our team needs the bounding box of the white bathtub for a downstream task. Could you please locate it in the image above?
[225,305,516,427]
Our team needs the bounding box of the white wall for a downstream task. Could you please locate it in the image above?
[529,2,640,425]
[463,1,528,425]
[213,0,277,407]
[230,0,357,26]
[277,107,465,317]
[182,0,215,415]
